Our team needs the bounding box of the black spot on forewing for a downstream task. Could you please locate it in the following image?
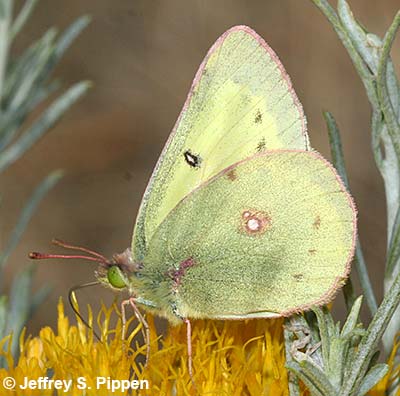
[184,150,202,168]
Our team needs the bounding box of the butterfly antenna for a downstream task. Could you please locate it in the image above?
[29,252,108,263]
[29,239,110,265]
[52,238,109,262]
[68,282,101,341]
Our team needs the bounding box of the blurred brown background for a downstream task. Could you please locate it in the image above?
[1,0,399,334]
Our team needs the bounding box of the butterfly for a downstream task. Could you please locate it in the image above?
[31,25,356,377]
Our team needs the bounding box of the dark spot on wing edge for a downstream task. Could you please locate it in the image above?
[313,216,321,230]
[293,274,304,281]
[227,170,237,181]
[255,109,262,124]
[257,137,266,152]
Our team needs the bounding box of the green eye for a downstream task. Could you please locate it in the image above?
[107,266,126,289]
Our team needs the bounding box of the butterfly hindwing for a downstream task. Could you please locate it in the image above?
[140,151,356,320]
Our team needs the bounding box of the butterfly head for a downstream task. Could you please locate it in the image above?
[96,248,143,291]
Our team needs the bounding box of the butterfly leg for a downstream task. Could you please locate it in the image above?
[184,318,193,379]
[121,297,151,366]
[129,298,150,366]
[182,317,197,390]
[172,305,195,384]
[121,299,129,342]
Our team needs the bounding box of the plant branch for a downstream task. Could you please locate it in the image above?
[323,111,377,315]
[341,268,400,395]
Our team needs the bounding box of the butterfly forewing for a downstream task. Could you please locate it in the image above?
[132,26,309,261]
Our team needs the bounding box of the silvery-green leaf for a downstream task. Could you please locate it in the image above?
[358,364,389,395]
[341,296,363,337]
[0,171,63,270]
[5,265,34,357]
[0,81,90,173]
[10,0,39,41]
[0,295,7,339]
[337,0,378,73]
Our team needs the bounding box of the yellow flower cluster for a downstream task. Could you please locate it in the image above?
[0,300,398,396]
